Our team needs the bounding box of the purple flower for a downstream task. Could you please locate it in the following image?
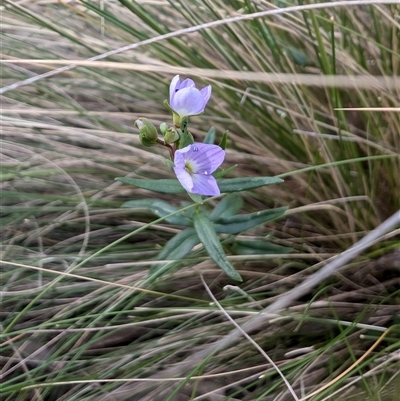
[169,75,212,118]
[173,143,225,196]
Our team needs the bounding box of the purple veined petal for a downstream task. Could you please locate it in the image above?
[173,145,190,169]
[173,143,223,196]
[175,144,192,157]
[191,174,220,196]
[174,167,194,193]
[179,78,196,89]
[200,85,212,105]
[186,143,225,174]
[170,87,205,117]
[169,75,180,104]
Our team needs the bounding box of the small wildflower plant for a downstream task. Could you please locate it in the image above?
[116,75,288,281]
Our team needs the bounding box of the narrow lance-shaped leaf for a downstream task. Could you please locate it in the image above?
[203,127,216,144]
[219,131,228,150]
[116,177,184,194]
[213,164,238,179]
[188,192,204,204]
[214,207,287,234]
[218,177,283,192]
[121,199,191,226]
[193,209,242,282]
[232,240,292,255]
[150,228,200,274]
[210,193,243,219]
[116,176,283,194]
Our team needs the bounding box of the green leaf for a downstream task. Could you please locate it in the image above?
[286,46,309,66]
[188,192,203,204]
[214,207,287,235]
[193,210,242,281]
[178,116,194,148]
[163,99,175,114]
[210,194,243,219]
[232,240,292,255]
[203,127,216,144]
[164,159,175,170]
[150,227,200,274]
[181,132,194,148]
[213,164,238,179]
[116,177,184,194]
[219,131,228,150]
[218,176,284,192]
[116,176,283,195]
[121,199,192,226]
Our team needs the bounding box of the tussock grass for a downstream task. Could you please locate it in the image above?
[1,1,399,400]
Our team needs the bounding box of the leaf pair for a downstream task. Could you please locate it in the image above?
[116,176,283,195]
[122,194,287,281]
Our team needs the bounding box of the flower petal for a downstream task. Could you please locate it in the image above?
[200,85,212,105]
[134,119,143,129]
[191,174,220,196]
[186,143,225,174]
[173,144,224,196]
[170,88,205,117]
[173,145,190,169]
[169,75,180,104]
[173,167,194,193]
[179,78,196,89]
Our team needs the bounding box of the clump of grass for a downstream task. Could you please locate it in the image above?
[1,1,399,400]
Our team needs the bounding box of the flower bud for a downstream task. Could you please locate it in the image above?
[140,132,158,147]
[134,118,158,141]
[159,122,168,135]
[164,127,180,144]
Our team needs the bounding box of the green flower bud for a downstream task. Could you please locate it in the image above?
[159,122,168,135]
[139,132,158,147]
[164,127,180,144]
[134,118,158,141]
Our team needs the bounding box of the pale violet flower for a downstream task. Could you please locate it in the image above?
[173,143,224,196]
[169,75,212,118]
